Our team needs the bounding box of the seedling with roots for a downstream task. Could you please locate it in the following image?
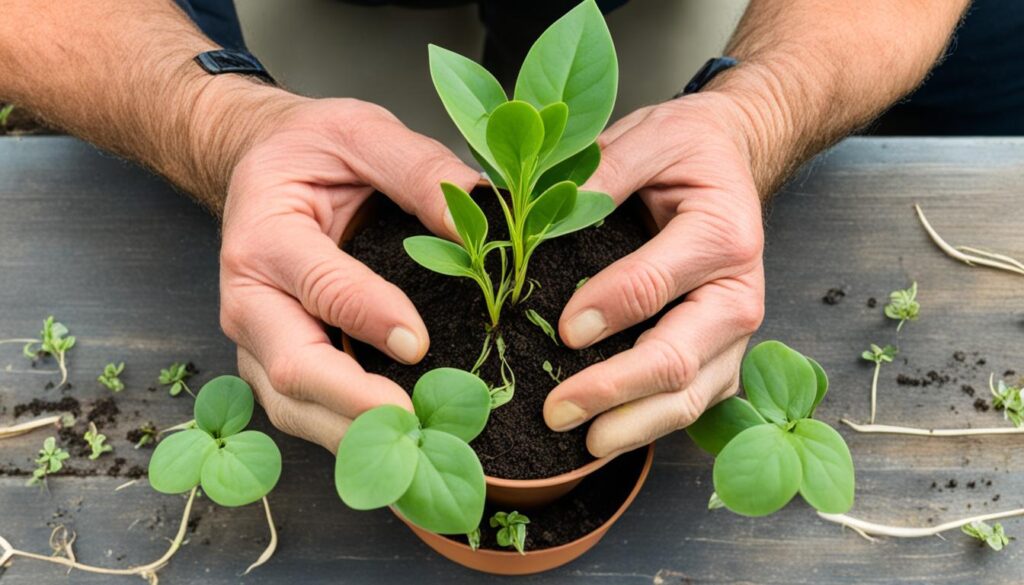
[405,0,617,328]
[884,282,919,332]
[2,316,76,388]
[84,422,112,460]
[962,520,1012,551]
[990,373,1023,427]
[490,511,530,554]
[542,360,562,383]
[27,436,69,487]
[97,361,125,392]
[158,361,194,396]
[686,341,854,517]
[861,344,897,424]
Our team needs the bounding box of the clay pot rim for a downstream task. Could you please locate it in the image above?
[483,451,615,488]
[402,442,654,558]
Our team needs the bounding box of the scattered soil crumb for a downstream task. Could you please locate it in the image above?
[13,396,81,418]
[822,288,846,305]
[866,297,877,308]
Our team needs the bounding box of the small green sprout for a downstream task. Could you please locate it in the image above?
[466,527,481,551]
[542,360,562,383]
[884,282,920,332]
[687,341,854,517]
[525,309,559,345]
[575,277,589,290]
[962,520,1011,551]
[488,336,515,409]
[861,344,897,424]
[0,104,13,127]
[97,362,125,392]
[28,437,69,487]
[149,376,281,506]
[22,316,76,387]
[490,511,530,555]
[159,362,194,397]
[989,374,1023,427]
[708,492,725,510]
[84,422,113,460]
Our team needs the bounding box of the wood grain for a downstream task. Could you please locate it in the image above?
[0,136,1021,583]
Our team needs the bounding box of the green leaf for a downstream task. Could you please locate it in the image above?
[412,368,491,443]
[200,431,282,507]
[148,429,217,495]
[394,428,486,534]
[538,101,568,161]
[685,397,766,456]
[806,357,829,414]
[713,424,802,517]
[534,142,601,197]
[428,44,507,169]
[543,190,614,240]
[470,145,508,190]
[486,100,544,189]
[514,0,617,168]
[742,341,818,424]
[788,419,854,514]
[404,235,475,277]
[194,375,254,438]
[440,182,488,253]
[526,181,577,238]
[335,405,421,510]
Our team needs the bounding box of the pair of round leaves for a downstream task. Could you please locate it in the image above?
[686,341,854,517]
[335,368,491,535]
[149,376,282,507]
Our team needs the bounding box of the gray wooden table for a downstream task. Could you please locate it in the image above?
[0,136,1021,584]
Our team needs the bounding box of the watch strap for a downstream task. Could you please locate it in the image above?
[194,49,276,86]
[673,56,738,98]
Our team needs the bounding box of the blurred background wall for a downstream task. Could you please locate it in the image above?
[236,0,748,158]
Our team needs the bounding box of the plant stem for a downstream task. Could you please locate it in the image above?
[0,415,62,439]
[915,204,1024,276]
[56,351,69,388]
[841,418,1024,436]
[818,508,1024,541]
[157,419,196,436]
[0,486,197,579]
[0,338,38,345]
[870,362,881,424]
[244,496,278,575]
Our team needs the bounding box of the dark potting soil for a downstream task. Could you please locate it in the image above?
[346,189,652,479]
[445,446,647,551]
[13,396,81,418]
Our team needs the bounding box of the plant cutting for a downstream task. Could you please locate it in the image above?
[686,340,855,517]
[490,511,530,554]
[861,343,897,424]
[884,282,919,332]
[335,367,490,534]
[97,361,125,392]
[990,373,1023,427]
[83,422,112,460]
[962,520,1011,551]
[27,436,69,487]
[405,0,617,330]
[158,361,194,396]
[2,316,76,387]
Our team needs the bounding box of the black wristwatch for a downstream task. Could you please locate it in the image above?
[673,56,738,98]
[194,49,276,86]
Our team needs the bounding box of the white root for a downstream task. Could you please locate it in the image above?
[0,414,63,439]
[915,204,1024,276]
[819,508,1024,540]
[841,418,1024,436]
[243,496,278,575]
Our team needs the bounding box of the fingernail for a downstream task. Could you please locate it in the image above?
[443,208,458,237]
[565,309,607,347]
[548,401,587,431]
[386,327,423,364]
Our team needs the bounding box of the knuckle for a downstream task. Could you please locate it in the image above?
[218,304,242,342]
[673,387,706,429]
[266,354,302,399]
[647,337,698,391]
[616,259,674,322]
[732,300,765,333]
[727,233,763,267]
[264,399,302,437]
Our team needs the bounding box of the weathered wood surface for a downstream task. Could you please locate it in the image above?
[0,136,1021,584]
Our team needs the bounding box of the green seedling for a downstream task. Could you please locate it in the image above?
[575,277,589,290]
[884,282,919,332]
[21,316,75,388]
[133,422,157,448]
[962,520,1011,551]
[406,0,617,328]
[861,344,897,424]
[149,376,282,506]
[0,104,13,127]
[989,374,1023,427]
[490,511,530,554]
[525,309,560,345]
[542,360,562,383]
[27,437,69,487]
[159,362,194,397]
[335,368,490,534]
[97,361,125,392]
[84,422,112,460]
[466,527,481,551]
[488,336,515,409]
[686,341,855,517]
[707,492,725,510]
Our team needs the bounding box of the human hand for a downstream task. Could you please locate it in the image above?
[221,97,479,452]
[543,93,766,458]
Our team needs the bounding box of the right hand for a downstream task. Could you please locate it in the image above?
[221,97,479,452]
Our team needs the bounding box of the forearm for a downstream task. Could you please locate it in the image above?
[0,1,303,212]
[705,0,970,198]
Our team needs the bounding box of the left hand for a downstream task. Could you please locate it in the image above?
[543,93,766,458]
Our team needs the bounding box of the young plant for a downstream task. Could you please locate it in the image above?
[884,282,920,332]
[989,373,1023,427]
[335,368,490,534]
[84,422,112,460]
[27,437,69,487]
[686,341,855,517]
[490,511,530,554]
[149,375,282,507]
[962,520,1011,551]
[158,361,194,397]
[861,343,897,424]
[542,360,563,383]
[525,309,559,345]
[133,422,157,448]
[405,0,618,328]
[97,361,125,392]
[21,316,75,387]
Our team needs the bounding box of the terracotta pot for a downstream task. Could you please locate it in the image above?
[396,443,653,575]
